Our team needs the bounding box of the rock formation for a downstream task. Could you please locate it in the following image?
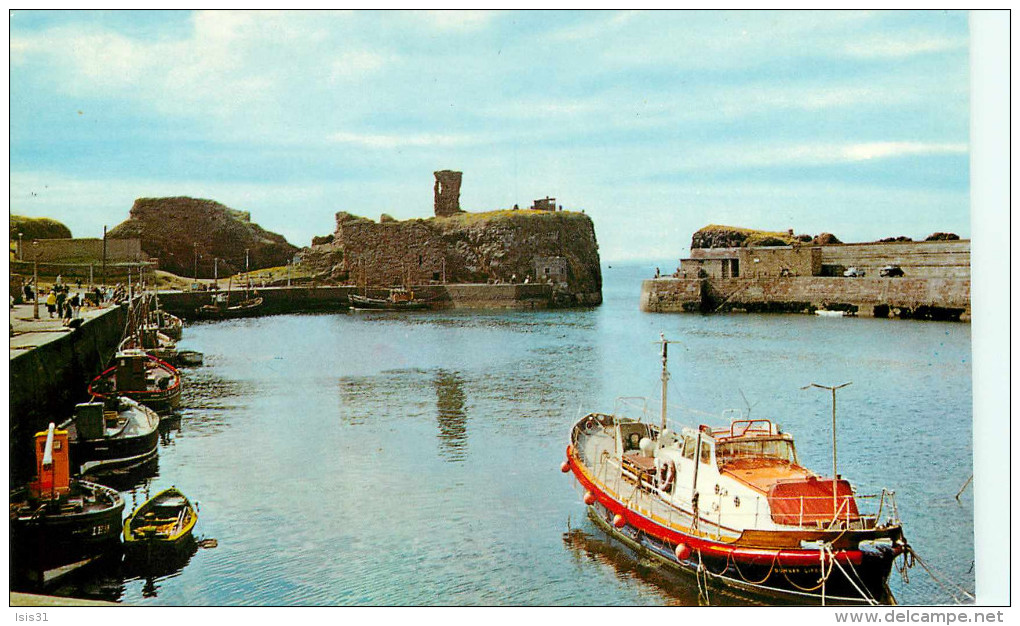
[926,232,960,241]
[108,197,298,278]
[304,209,602,306]
[10,215,72,240]
[692,225,800,249]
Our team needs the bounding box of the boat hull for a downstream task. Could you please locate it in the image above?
[88,355,181,414]
[61,401,161,477]
[192,297,264,320]
[10,482,125,576]
[566,441,901,605]
[349,294,429,311]
[124,487,198,549]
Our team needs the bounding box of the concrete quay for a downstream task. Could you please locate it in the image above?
[641,276,971,321]
[9,301,130,481]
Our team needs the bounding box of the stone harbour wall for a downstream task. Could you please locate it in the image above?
[641,276,970,321]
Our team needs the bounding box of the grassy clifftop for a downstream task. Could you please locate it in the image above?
[10,215,72,240]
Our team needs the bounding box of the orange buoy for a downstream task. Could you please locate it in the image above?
[613,514,626,528]
[675,543,691,561]
[583,491,596,505]
[560,461,571,473]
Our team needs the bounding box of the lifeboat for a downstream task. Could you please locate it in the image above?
[563,335,907,605]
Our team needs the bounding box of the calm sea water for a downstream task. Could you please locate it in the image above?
[44,264,973,605]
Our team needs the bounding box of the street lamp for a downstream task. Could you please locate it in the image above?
[802,381,852,521]
[18,232,23,260]
[193,243,199,284]
[214,258,219,289]
[31,240,39,319]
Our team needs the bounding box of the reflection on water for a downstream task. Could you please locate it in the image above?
[434,370,467,462]
[11,264,972,605]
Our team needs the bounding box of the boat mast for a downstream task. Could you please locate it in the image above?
[803,381,852,522]
[657,333,678,432]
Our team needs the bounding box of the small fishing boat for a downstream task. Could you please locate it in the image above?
[148,308,183,341]
[814,309,847,318]
[562,335,907,605]
[10,424,125,584]
[88,349,182,413]
[59,397,160,476]
[175,350,204,367]
[194,293,264,320]
[120,328,178,363]
[350,288,429,311]
[124,487,198,549]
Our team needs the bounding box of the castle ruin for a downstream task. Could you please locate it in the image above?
[434,170,464,217]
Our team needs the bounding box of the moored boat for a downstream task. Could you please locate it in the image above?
[124,486,198,549]
[562,335,907,605]
[194,293,264,320]
[88,349,181,413]
[59,397,160,476]
[10,425,125,583]
[149,309,183,341]
[120,328,178,363]
[350,288,429,311]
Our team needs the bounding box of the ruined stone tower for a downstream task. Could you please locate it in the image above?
[434,170,463,217]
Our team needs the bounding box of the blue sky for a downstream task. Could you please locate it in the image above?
[9,10,970,261]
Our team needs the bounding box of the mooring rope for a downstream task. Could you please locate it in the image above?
[904,545,975,604]
[825,545,879,606]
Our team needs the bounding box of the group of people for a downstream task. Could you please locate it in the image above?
[20,275,128,325]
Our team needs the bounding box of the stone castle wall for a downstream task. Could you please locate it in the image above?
[21,238,146,263]
[308,209,603,306]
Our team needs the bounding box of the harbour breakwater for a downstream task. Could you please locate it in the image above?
[156,283,565,318]
[640,276,971,321]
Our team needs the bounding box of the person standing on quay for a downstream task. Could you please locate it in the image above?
[55,287,66,320]
[45,290,57,318]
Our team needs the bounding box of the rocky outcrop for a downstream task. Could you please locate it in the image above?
[108,197,298,278]
[692,225,800,249]
[10,215,72,240]
[926,232,960,241]
[304,209,602,306]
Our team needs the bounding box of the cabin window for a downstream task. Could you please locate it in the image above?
[700,442,711,464]
[715,438,797,468]
[682,436,695,460]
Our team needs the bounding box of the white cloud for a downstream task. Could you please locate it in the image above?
[329,131,480,148]
[551,10,640,41]
[842,35,968,58]
[415,11,502,31]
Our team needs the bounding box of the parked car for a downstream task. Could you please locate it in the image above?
[880,265,905,277]
[843,267,866,277]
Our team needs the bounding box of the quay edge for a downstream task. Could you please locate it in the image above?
[640,276,971,322]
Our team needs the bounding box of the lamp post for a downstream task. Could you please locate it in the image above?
[214,258,219,290]
[32,240,39,319]
[17,232,23,260]
[803,381,852,521]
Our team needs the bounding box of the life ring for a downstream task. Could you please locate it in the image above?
[583,417,597,433]
[655,458,676,493]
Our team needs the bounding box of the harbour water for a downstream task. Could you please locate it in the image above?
[33,263,973,605]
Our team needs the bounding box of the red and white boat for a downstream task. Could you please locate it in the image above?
[562,336,907,605]
[88,349,181,414]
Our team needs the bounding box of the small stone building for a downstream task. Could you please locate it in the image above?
[531,197,557,212]
[681,246,821,279]
[533,256,568,284]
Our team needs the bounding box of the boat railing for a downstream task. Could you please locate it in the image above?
[613,397,650,421]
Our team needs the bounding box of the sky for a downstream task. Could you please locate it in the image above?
[9,10,971,262]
